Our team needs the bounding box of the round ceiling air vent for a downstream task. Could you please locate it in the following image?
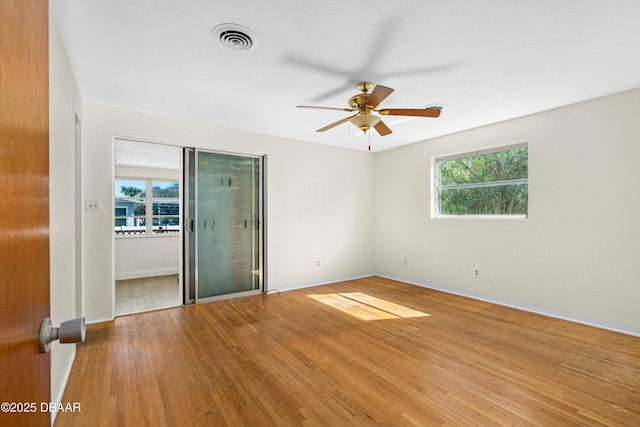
[212,24,255,51]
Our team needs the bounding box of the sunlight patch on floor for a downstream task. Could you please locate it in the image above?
[308,292,430,320]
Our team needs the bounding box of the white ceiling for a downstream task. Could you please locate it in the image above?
[51,0,640,152]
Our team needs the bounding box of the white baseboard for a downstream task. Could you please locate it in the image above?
[377,272,640,337]
[84,311,114,325]
[115,268,178,281]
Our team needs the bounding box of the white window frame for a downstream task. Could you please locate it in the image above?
[432,142,529,219]
[114,177,181,237]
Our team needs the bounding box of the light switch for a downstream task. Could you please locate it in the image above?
[85,200,101,212]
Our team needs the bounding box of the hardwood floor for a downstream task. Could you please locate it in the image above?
[115,275,180,316]
[56,276,640,426]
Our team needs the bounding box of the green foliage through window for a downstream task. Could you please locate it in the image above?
[436,145,528,216]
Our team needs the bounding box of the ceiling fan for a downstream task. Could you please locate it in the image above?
[297,81,442,137]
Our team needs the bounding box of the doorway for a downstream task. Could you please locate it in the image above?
[184,149,265,303]
[114,139,182,315]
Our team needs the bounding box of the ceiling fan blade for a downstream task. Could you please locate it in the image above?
[316,114,359,132]
[366,85,394,108]
[373,120,392,136]
[379,107,442,118]
[298,105,354,112]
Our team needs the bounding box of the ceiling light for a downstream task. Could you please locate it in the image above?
[212,23,255,51]
[349,115,381,133]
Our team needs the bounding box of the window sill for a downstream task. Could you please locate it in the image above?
[115,233,182,239]
[433,214,528,220]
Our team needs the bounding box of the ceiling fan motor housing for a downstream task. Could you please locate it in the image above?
[349,81,375,112]
[348,94,374,111]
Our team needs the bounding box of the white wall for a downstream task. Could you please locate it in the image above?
[115,236,180,280]
[82,105,375,322]
[49,14,83,417]
[374,88,640,335]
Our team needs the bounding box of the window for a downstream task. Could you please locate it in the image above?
[114,179,146,235]
[151,181,180,233]
[434,143,528,218]
[115,179,180,235]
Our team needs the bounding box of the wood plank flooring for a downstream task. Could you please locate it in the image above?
[55,276,640,426]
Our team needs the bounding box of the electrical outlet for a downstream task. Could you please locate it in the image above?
[316,259,320,267]
[473,267,480,278]
[85,200,101,212]
[402,257,408,266]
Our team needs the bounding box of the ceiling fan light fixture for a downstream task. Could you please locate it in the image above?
[212,23,256,51]
[349,114,380,133]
